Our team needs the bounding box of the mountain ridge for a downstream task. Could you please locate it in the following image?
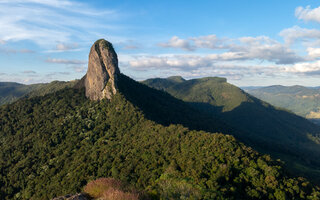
[0,80,77,106]
[143,76,320,184]
[1,39,320,199]
[246,85,320,121]
[2,75,320,199]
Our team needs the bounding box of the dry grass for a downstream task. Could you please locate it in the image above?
[102,188,139,200]
[83,177,140,200]
[83,178,123,199]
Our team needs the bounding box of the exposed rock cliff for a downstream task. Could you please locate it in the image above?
[77,39,120,100]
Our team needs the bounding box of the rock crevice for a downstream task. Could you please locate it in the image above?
[78,39,120,100]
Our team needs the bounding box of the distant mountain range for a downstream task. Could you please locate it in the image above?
[0,82,42,105]
[0,81,77,105]
[2,77,320,186]
[245,85,320,123]
[1,40,320,199]
[2,74,320,199]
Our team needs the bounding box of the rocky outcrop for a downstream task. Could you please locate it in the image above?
[77,39,120,100]
[51,193,89,200]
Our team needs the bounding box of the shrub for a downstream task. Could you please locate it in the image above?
[83,177,141,200]
[102,188,139,200]
[83,178,123,198]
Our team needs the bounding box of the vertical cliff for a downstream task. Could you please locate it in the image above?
[77,39,120,100]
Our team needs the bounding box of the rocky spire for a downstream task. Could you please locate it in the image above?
[81,39,120,100]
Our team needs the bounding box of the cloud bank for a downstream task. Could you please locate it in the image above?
[158,35,303,64]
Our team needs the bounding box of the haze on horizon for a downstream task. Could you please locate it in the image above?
[1,0,320,87]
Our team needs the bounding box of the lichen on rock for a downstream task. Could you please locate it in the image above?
[78,39,120,101]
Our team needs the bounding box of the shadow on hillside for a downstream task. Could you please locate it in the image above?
[310,118,320,126]
[117,74,236,135]
[118,74,320,184]
[192,99,320,159]
[191,98,320,184]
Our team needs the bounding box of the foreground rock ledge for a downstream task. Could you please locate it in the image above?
[52,193,89,200]
[78,39,120,101]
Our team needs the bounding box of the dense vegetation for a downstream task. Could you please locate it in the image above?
[0,82,42,105]
[1,74,320,199]
[246,85,320,119]
[0,80,77,105]
[143,76,320,184]
[25,80,78,98]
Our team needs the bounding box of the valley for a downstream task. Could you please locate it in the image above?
[1,39,320,199]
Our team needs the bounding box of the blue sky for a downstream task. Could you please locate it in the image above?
[1,0,320,86]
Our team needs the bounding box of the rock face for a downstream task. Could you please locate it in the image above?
[51,193,89,200]
[82,39,120,100]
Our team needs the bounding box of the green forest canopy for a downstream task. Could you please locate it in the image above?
[1,75,320,199]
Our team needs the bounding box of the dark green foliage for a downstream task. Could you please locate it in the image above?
[1,75,319,199]
[25,80,78,98]
[310,119,320,126]
[143,77,320,184]
[142,76,186,91]
[0,82,43,105]
[118,74,233,135]
[0,80,77,105]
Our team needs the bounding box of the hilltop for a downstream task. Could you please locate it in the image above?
[143,76,320,184]
[1,40,320,199]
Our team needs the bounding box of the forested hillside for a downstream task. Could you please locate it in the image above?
[143,76,320,184]
[1,74,320,199]
[0,81,77,105]
[0,82,42,105]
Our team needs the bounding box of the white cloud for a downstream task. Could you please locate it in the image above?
[279,26,320,44]
[55,43,78,51]
[127,53,320,81]
[129,54,212,70]
[231,36,303,64]
[129,54,248,69]
[127,54,281,79]
[71,65,86,73]
[0,0,118,47]
[46,71,71,77]
[46,58,86,65]
[285,61,320,75]
[307,47,320,58]
[191,34,226,49]
[159,36,195,51]
[0,47,34,54]
[158,35,302,64]
[158,35,226,51]
[295,6,320,23]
